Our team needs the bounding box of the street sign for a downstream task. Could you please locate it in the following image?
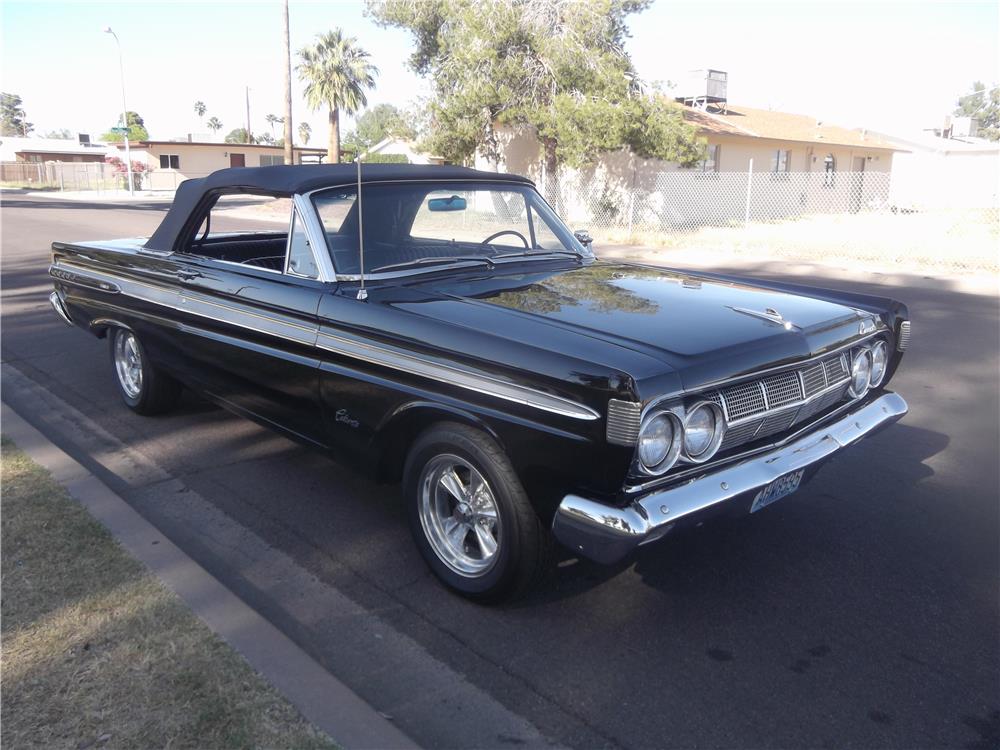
[110,127,129,134]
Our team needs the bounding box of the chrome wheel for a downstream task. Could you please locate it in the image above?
[418,454,502,577]
[113,331,143,399]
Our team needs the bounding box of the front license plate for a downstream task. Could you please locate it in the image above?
[750,469,805,513]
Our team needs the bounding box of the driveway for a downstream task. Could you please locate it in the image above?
[3,192,998,749]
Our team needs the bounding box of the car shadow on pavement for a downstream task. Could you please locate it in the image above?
[521,421,948,607]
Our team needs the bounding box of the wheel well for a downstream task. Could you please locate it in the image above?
[374,405,502,483]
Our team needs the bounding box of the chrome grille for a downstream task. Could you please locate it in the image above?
[606,399,641,446]
[824,354,848,383]
[721,381,766,420]
[801,363,827,397]
[898,320,910,351]
[720,420,762,449]
[757,409,798,438]
[762,371,802,408]
[703,351,863,454]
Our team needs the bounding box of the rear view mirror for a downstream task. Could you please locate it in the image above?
[428,195,467,212]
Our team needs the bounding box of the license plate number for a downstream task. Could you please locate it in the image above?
[750,469,805,513]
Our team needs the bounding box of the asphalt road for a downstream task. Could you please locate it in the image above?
[3,192,998,749]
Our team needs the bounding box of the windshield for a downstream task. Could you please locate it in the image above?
[311,181,591,276]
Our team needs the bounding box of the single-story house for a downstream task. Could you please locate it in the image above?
[366,137,445,165]
[483,102,900,181]
[112,140,328,190]
[878,127,999,209]
[0,135,110,163]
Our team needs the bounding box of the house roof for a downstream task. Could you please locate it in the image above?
[114,140,326,152]
[683,104,901,151]
[0,136,110,157]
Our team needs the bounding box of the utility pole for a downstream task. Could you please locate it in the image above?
[282,0,294,165]
[245,86,252,144]
[103,26,134,196]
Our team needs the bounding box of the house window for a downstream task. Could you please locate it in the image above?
[701,144,720,172]
[159,154,180,169]
[823,154,836,187]
[770,149,790,173]
[260,154,284,167]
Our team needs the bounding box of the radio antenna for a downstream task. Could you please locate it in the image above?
[355,152,367,301]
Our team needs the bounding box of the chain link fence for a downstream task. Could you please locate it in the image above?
[549,169,998,274]
[4,160,997,274]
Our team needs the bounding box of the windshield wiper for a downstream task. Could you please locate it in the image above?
[369,255,495,274]
[493,249,585,261]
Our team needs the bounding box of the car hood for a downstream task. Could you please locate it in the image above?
[397,261,873,390]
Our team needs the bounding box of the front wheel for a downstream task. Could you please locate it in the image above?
[404,423,551,603]
[109,327,181,415]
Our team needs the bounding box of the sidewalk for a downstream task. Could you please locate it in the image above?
[1,403,418,750]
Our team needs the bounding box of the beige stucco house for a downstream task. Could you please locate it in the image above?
[481,103,900,181]
[112,140,328,190]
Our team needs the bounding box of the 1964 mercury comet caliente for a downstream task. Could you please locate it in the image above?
[49,164,909,601]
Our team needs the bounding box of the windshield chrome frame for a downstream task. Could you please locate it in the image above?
[301,179,591,283]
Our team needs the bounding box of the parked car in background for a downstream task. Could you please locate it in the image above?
[48,164,909,601]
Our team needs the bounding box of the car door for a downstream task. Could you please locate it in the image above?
[169,201,331,446]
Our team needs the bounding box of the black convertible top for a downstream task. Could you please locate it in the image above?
[144,163,534,253]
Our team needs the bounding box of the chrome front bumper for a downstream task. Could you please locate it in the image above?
[552,392,908,564]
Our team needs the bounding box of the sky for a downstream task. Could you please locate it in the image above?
[1,0,998,144]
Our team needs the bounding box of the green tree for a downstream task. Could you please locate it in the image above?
[1,92,33,136]
[265,113,284,137]
[258,132,277,145]
[343,103,416,154]
[100,111,148,142]
[206,116,223,136]
[193,100,207,124]
[224,127,253,144]
[297,29,379,163]
[954,81,999,141]
[369,0,703,197]
[44,128,73,139]
[298,121,312,145]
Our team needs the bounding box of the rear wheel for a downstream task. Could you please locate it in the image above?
[109,328,181,415]
[404,422,551,602]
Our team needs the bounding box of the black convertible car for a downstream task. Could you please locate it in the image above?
[49,164,909,601]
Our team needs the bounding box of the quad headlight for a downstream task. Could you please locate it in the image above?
[637,411,682,474]
[869,339,889,387]
[682,401,726,462]
[848,347,873,398]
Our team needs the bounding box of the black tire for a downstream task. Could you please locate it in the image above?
[404,422,552,603]
[108,327,181,415]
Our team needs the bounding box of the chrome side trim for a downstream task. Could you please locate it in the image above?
[553,392,908,564]
[49,291,73,326]
[316,331,600,421]
[50,260,599,422]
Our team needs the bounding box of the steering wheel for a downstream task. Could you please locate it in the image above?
[481,229,529,249]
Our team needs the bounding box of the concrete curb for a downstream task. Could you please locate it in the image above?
[1,402,419,750]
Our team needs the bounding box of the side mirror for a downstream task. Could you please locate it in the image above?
[573,229,593,248]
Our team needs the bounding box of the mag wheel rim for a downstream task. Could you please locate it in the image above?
[418,454,502,577]
[114,331,143,399]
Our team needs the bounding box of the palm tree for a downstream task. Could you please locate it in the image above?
[281,0,294,166]
[297,29,378,163]
[265,113,283,137]
[207,117,223,138]
[193,100,207,125]
[298,122,311,145]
